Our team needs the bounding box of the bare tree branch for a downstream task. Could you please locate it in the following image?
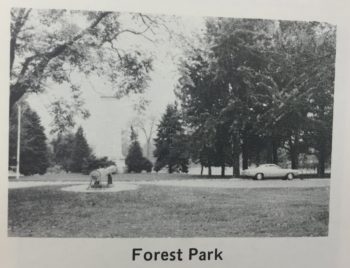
[10,8,32,72]
[10,11,112,109]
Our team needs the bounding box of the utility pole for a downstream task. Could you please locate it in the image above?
[16,104,21,179]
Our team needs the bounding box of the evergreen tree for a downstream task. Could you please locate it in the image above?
[125,127,153,173]
[153,104,189,173]
[8,104,50,175]
[70,126,92,173]
[81,155,116,175]
[51,131,116,174]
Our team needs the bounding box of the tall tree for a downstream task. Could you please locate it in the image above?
[70,126,92,172]
[175,47,227,176]
[206,18,278,175]
[153,104,189,173]
[9,104,50,175]
[10,8,161,132]
[256,21,336,172]
[51,132,75,171]
[177,17,336,176]
[177,19,275,176]
[125,126,152,173]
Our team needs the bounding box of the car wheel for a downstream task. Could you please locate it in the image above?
[286,173,294,180]
[255,173,264,180]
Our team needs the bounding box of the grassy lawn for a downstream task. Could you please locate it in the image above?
[8,176,330,237]
[10,172,240,182]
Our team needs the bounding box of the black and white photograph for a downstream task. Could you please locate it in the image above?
[7,6,337,238]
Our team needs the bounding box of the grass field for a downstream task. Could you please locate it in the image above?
[8,174,330,237]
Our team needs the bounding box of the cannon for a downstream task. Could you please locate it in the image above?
[88,165,117,189]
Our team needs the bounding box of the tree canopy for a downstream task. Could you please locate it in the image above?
[176,18,336,176]
[10,8,164,133]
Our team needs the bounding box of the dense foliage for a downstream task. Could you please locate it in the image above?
[51,132,75,171]
[153,104,190,173]
[9,104,50,175]
[125,127,153,173]
[70,127,92,172]
[51,127,115,174]
[8,12,335,177]
[176,18,336,176]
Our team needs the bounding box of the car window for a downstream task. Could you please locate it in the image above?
[261,164,281,168]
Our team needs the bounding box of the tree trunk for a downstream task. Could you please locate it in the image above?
[266,139,273,163]
[200,164,204,176]
[10,37,16,72]
[208,165,212,177]
[232,153,240,177]
[168,165,173,174]
[289,135,299,169]
[255,147,261,166]
[10,84,27,112]
[317,142,326,177]
[291,153,298,169]
[242,136,249,170]
[107,174,113,185]
[272,137,279,164]
[232,133,240,177]
[221,165,225,177]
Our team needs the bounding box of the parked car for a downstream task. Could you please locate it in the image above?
[241,164,300,180]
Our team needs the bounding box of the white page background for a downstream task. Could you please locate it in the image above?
[0,1,349,267]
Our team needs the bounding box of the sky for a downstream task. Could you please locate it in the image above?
[26,12,205,162]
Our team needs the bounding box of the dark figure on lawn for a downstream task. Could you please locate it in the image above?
[107,174,113,185]
[89,165,117,189]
